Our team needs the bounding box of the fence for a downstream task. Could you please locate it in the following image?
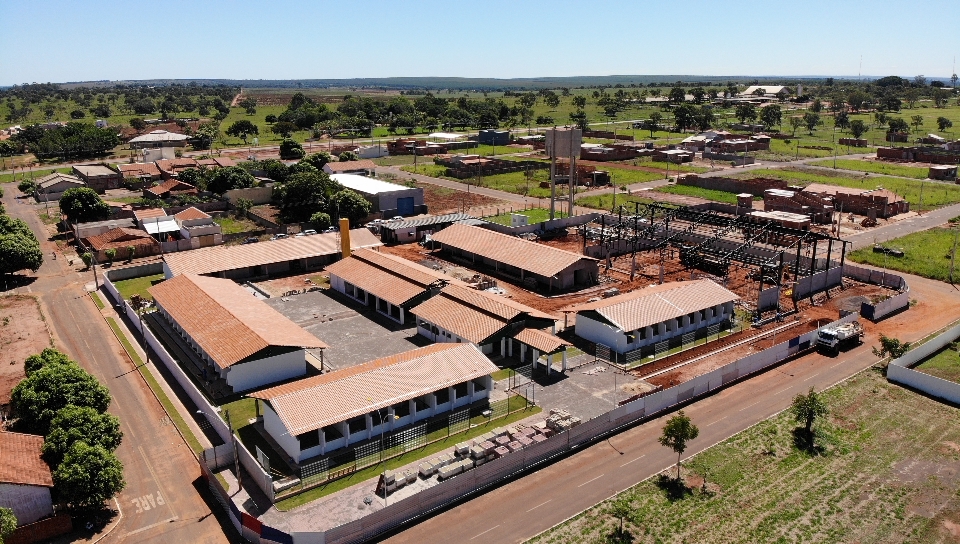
[842,263,910,321]
[887,320,960,405]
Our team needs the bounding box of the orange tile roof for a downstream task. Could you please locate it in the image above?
[156,158,199,172]
[149,274,327,369]
[145,179,197,197]
[512,328,571,353]
[250,343,497,435]
[118,162,162,178]
[324,159,377,172]
[86,227,155,250]
[431,223,596,278]
[325,248,449,306]
[133,207,168,220]
[0,432,53,487]
[567,280,739,332]
[174,207,211,221]
[163,228,383,277]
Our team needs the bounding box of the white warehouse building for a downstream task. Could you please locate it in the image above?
[568,280,739,355]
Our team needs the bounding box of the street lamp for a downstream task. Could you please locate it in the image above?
[370,403,399,506]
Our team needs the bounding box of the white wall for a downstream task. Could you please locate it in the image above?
[0,483,52,525]
[576,303,732,354]
[263,402,303,463]
[226,349,306,393]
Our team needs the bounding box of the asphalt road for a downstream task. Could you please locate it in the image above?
[1,188,234,543]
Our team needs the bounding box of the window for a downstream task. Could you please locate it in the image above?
[344,282,355,297]
[435,388,450,405]
[414,396,429,412]
[453,382,469,399]
[322,425,343,440]
[473,379,486,393]
[638,327,647,339]
[699,309,707,321]
[298,430,320,450]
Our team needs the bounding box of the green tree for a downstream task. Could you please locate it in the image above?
[759,105,782,130]
[834,111,850,132]
[177,167,207,190]
[735,103,757,124]
[887,117,909,134]
[644,112,663,137]
[11,361,111,434]
[279,138,305,160]
[610,496,632,540]
[239,97,257,115]
[571,95,587,109]
[690,87,706,104]
[301,152,334,171]
[271,121,297,138]
[288,161,318,175]
[80,252,93,270]
[281,172,342,222]
[803,112,821,134]
[59,187,109,223]
[70,109,86,119]
[874,112,887,129]
[910,115,924,132]
[659,410,699,481]
[849,120,868,139]
[261,159,290,183]
[331,189,372,226]
[234,197,253,218]
[338,151,359,162]
[569,110,588,131]
[672,104,697,132]
[0,507,16,543]
[42,405,122,465]
[17,179,36,195]
[0,214,43,276]
[846,90,869,112]
[104,248,117,263]
[225,120,258,144]
[872,334,911,359]
[791,387,828,448]
[788,116,803,136]
[810,98,823,113]
[668,87,686,104]
[53,442,125,509]
[310,212,331,230]
[24,348,73,377]
[937,116,953,132]
[206,166,255,195]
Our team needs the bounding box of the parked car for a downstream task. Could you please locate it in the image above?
[302,229,317,236]
[295,232,306,237]
[271,233,288,240]
[242,237,259,244]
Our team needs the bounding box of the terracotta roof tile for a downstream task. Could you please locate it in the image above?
[325,248,448,306]
[145,179,197,197]
[431,223,596,278]
[86,227,154,250]
[133,208,168,220]
[0,432,53,487]
[118,163,162,178]
[512,328,570,353]
[567,280,739,332]
[174,207,211,221]
[149,274,327,369]
[251,343,497,435]
[324,159,377,172]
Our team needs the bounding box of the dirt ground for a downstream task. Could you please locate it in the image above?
[0,295,52,404]
[415,183,506,215]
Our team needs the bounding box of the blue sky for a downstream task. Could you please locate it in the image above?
[1,0,958,86]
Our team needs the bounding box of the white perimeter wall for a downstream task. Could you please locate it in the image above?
[226,349,306,393]
[263,402,303,463]
[0,483,52,525]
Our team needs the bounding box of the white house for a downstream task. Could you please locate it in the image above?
[149,274,327,393]
[330,173,425,218]
[173,207,222,246]
[33,172,85,201]
[250,343,498,463]
[0,432,54,525]
[568,280,739,354]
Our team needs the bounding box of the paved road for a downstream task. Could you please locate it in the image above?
[1,189,234,543]
[383,274,960,544]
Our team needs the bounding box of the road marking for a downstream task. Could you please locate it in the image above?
[709,415,728,426]
[739,400,762,412]
[803,373,817,381]
[526,500,552,513]
[578,474,604,488]
[122,517,178,537]
[830,359,847,369]
[470,525,500,540]
[138,446,176,517]
[620,454,645,467]
[774,386,792,397]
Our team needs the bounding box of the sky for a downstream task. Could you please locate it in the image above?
[2,0,959,86]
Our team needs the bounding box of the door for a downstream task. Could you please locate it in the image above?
[397,197,414,216]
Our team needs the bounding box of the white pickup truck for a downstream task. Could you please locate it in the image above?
[816,321,864,354]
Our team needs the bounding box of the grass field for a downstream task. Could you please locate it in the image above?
[113,273,165,301]
[213,216,259,235]
[484,208,568,225]
[739,167,960,209]
[809,159,932,179]
[0,167,72,183]
[916,346,960,383]
[847,227,960,282]
[654,184,744,204]
[529,369,960,544]
[577,192,655,211]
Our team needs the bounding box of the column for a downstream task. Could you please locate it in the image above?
[319,428,326,456]
[341,421,350,445]
[562,350,568,371]
[533,349,540,372]
[387,407,396,431]
[508,339,514,357]
[428,393,437,417]
[399,307,405,325]
[520,344,527,362]
[500,337,506,355]
[546,352,552,375]
[365,413,373,441]
[467,380,475,402]
[408,399,416,422]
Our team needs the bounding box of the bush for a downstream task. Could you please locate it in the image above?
[310,212,331,230]
[24,348,73,377]
[279,138,305,160]
[104,248,117,262]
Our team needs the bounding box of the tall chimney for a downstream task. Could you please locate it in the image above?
[340,218,351,258]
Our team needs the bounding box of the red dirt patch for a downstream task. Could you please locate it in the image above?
[0,295,52,404]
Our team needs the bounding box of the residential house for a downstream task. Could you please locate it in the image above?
[322,159,377,176]
[143,178,199,200]
[33,172,84,201]
[0,432,54,525]
[84,227,159,261]
[129,130,190,149]
[72,164,123,192]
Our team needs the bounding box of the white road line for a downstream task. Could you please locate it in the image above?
[578,474,604,488]
[831,359,847,368]
[739,400,762,412]
[470,525,500,540]
[526,500,552,513]
[803,373,817,381]
[774,386,792,397]
[709,415,728,426]
[620,454,645,467]
[123,517,179,538]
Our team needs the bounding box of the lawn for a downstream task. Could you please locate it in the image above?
[484,208,568,226]
[654,184,744,205]
[576,192,654,211]
[738,167,960,209]
[113,273,165,301]
[916,345,960,383]
[0,167,72,184]
[400,163,448,178]
[809,159,931,179]
[529,369,960,544]
[213,215,260,235]
[629,159,710,174]
[846,227,960,282]
[603,166,666,186]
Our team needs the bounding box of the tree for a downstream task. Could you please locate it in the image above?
[70,109,86,119]
[759,105,782,130]
[833,111,850,132]
[937,116,953,132]
[331,189,372,226]
[696,106,716,131]
[672,104,697,132]
[271,121,297,138]
[225,120,258,144]
[874,112,887,129]
[42,405,122,465]
[872,334,911,359]
[126,245,135,261]
[803,112,821,134]
[569,110,588,131]
[0,507,16,543]
[735,103,757,124]
[59,187,109,223]
[177,167,207,190]
[53,442,125,509]
[17,179,36,195]
[11,361,111,434]
[131,98,156,115]
[24,348,72,377]
[691,87,706,104]
[887,117,909,134]
[288,161,318,175]
[914,75,927,87]
[659,411,699,481]
[849,120,868,139]
[310,212,331,230]
[810,98,823,113]
[932,88,949,108]
[544,93,561,109]
[261,159,290,183]
[910,115,924,132]
[207,166,255,195]
[239,97,257,115]
[234,197,253,218]
[789,116,803,136]
[571,95,587,109]
[279,138,304,160]
[90,103,111,118]
[281,172,342,222]
[338,151,359,162]
[904,88,920,109]
[103,248,116,263]
[644,112,663,137]
[80,252,93,270]
[668,87,686,104]
[0,214,43,277]
[610,496,632,540]
[846,90,869,112]
[791,387,828,448]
